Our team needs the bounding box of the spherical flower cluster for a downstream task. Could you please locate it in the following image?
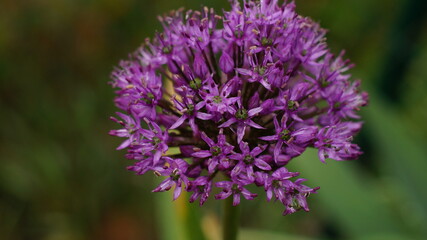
[109,0,368,215]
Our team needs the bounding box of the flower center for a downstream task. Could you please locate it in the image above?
[236,108,248,120]
[211,146,222,156]
[272,180,282,188]
[261,37,273,46]
[320,79,330,88]
[162,46,173,54]
[279,129,291,141]
[243,154,254,164]
[189,78,202,90]
[287,100,298,111]
[213,96,222,103]
[152,136,161,145]
[171,169,180,181]
[301,49,307,56]
[255,66,266,75]
[333,102,342,110]
[142,92,155,104]
[197,185,205,192]
[234,30,244,38]
[231,184,240,192]
[186,104,195,115]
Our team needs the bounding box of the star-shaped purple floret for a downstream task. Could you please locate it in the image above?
[192,130,234,173]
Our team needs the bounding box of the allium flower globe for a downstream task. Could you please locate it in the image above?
[109,0,368,215]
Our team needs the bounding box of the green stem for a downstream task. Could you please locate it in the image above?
[222,197,239,240]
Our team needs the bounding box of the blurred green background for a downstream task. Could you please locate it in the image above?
[1,0,427,239]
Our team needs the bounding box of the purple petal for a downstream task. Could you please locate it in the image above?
[260,78,272,91]
[248,92,260,109]
[200,132,215,146]
[266,188,273,201]
[189,118,199,135]
[173,184,182,200]
[193,54,209,77]
[231,162,243,177]
[170,115,187,129]
[241,188,257,200]
[238,141,250,153]
[248,107,263,117]
[254,158,272,170]
[273,116,280,130]
[219,52,234,73]
[153,151,162,165]
[215,181,232,189]
[229,153,243,161]
[192,150,212,158]
[195,101,206,110]
[116,139,131,150]
[196,112,213,120]
[236,68,253,76]
[208,158,219,173]
[318,149,327,163]
[237,125,246,143]
[274,141,283,162]
[153,178,173,192]
[219,118,237,128]
[250,145,265,156]
[247,120,265,129]
[233,193,241,206]
[215,190,232,200]
[259,135,278,141]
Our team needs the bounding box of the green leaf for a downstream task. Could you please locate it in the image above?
[363,95,427,235]
[291,148,403,238]
[239,229,314,240]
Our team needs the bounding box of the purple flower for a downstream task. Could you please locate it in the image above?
[188,176,213,205]
[260,115,317,164]
[219,100,264,143]
[109,112,141,150]
[192,130,234,173]
[281,179,320,216]
[263,167,300,202]
[229,142,271,181]
[200,77,239,115]
[109,0,367,215]
[314,122,363,163]
[170,95,213,135]
[138,119,169,165]
[153,158,190,200]
[215,181,257,206]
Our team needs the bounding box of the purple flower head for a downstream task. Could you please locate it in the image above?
[110,0,367,215]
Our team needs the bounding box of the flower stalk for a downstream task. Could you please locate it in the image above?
[223,196,239,240]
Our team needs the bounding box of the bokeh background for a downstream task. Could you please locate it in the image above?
[1,0,427,239]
